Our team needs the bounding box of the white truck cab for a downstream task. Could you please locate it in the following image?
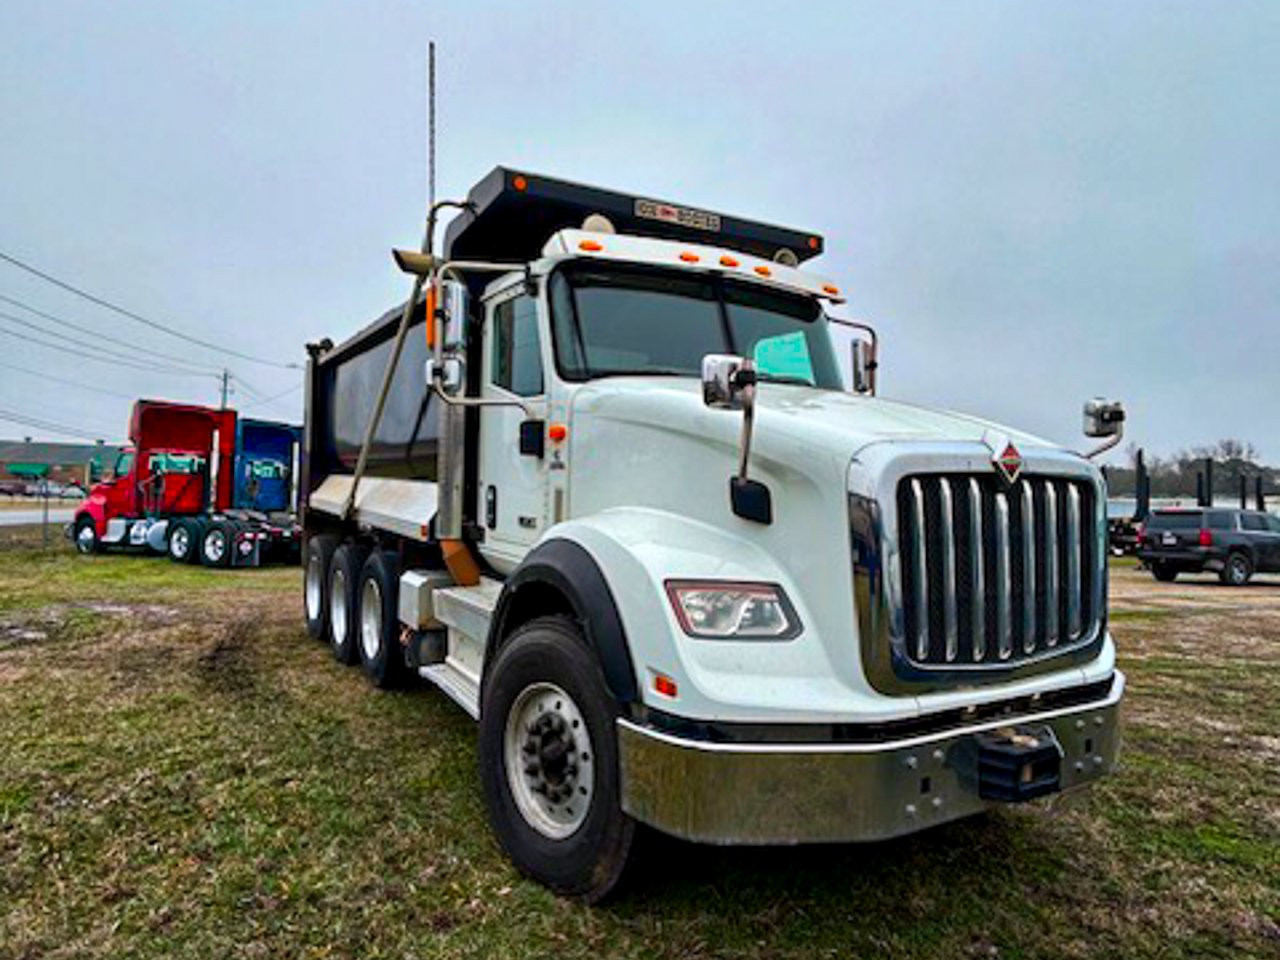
[300,168,1124,901]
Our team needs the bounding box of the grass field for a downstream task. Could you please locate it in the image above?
[1,528,1277,959]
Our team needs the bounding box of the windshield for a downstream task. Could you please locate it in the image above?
[549,266,843,388]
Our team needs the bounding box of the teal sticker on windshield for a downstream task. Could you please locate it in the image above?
[752,332,814,384]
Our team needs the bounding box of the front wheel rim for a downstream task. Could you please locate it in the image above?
[76,524,95,553]
[359,578,382,661]
[504,682,595,839]
[171,527,189,557]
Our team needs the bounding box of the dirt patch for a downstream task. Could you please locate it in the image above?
[195,617,260,695]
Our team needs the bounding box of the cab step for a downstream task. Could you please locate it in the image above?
[415,576,502,721]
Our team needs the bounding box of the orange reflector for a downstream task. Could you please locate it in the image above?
[512,175,528,192]
[653,674,678,698]
[808,236,820,250]
[754,265,772,277]
[823,284,840,296]
[679,251,700,263]
[719,255,739,268]
[579,239,603,252]
[424,284,438,349]
[548,423,568,443]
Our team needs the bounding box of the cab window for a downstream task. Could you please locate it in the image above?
[492,295,544,397]
[1240,513,1268,532]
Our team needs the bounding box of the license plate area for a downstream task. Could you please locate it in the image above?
[976,725,1062,802]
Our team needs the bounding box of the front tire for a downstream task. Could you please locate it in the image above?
[1220,552,1253,586]
[357,550,408,688]
[479,616,634,903]
[74,515,100,555]
[1151,562,1178,583]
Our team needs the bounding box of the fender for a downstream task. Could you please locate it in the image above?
[485,538,639,704]
[75,494,109,538]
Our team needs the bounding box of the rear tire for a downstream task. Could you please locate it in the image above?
[327,543,368,665]
[304,534,338,640]
[167,519,194,563]
[1151,562,1178,583]
[200,519,237,568]
[74,515,100,555]
[1220,552,1253,586]
[357,550,408,688]
[479,616,634,903]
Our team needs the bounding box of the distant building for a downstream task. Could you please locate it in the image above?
[0,437,129,488]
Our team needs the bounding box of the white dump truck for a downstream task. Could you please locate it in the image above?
[300,168,1125,901]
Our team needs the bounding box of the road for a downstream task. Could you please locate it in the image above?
[0,508,75,527]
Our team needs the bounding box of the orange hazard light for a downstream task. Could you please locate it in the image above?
[653,673,678,698]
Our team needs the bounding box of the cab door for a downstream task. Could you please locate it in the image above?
[476,286,549,573]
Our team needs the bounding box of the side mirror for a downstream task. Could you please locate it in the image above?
[441,279,469,349]
[1082,397,1125,460]
[1083,398,1125,438]
[851,340,875,395]
[701,354,755,410]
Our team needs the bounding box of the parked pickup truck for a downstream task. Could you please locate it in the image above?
[301,167,1127,900]
[1138,507,1280,584]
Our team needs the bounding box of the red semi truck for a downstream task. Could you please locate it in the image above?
[70,399,301,567]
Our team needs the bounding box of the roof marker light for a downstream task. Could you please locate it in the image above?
[823,284,840,296]
[679,251,700,263]
[754,265,772,277]
[512,175,528,192]
[579,239,603,252]
[719,255,739,268]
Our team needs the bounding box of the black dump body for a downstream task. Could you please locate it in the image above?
[444,167,825,265]
[308,296,439,485]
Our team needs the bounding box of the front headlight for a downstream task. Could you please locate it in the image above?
[664,581,801,640]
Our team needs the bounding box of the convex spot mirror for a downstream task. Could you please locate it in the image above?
[1083,398,1125,438]
[851,340,875,395]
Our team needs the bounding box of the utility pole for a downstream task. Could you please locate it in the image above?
[220,369,230,409]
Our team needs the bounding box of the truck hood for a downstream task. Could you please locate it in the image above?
[570,378,1062,463]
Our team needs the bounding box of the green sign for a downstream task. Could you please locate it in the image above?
[8,463,49,478]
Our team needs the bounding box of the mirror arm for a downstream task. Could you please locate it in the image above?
[1084,425,1123,461]
[735,364,757,481]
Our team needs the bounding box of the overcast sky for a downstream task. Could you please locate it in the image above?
[1,2,1276,460]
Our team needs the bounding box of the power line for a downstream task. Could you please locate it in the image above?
[0,324,219,377]
[0,359,136,401]
[0,309,216,377]
[0,406,122,442]
[240,382,302,412]
[0,292,222,374]
[0,249,300,370]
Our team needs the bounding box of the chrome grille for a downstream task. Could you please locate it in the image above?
[896,473,1102,667]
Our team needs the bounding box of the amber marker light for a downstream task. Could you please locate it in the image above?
[548,423,568,443]
[679,251,700,263]
[754,265,772,277]
[579,239,603,252]
[808,236,820,250]
[823,284,840,296]
[512,174,528,192]
[653,673,678,698]
[719,255,739,268]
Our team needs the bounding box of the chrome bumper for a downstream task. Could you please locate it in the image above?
[617,672,1124,845]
